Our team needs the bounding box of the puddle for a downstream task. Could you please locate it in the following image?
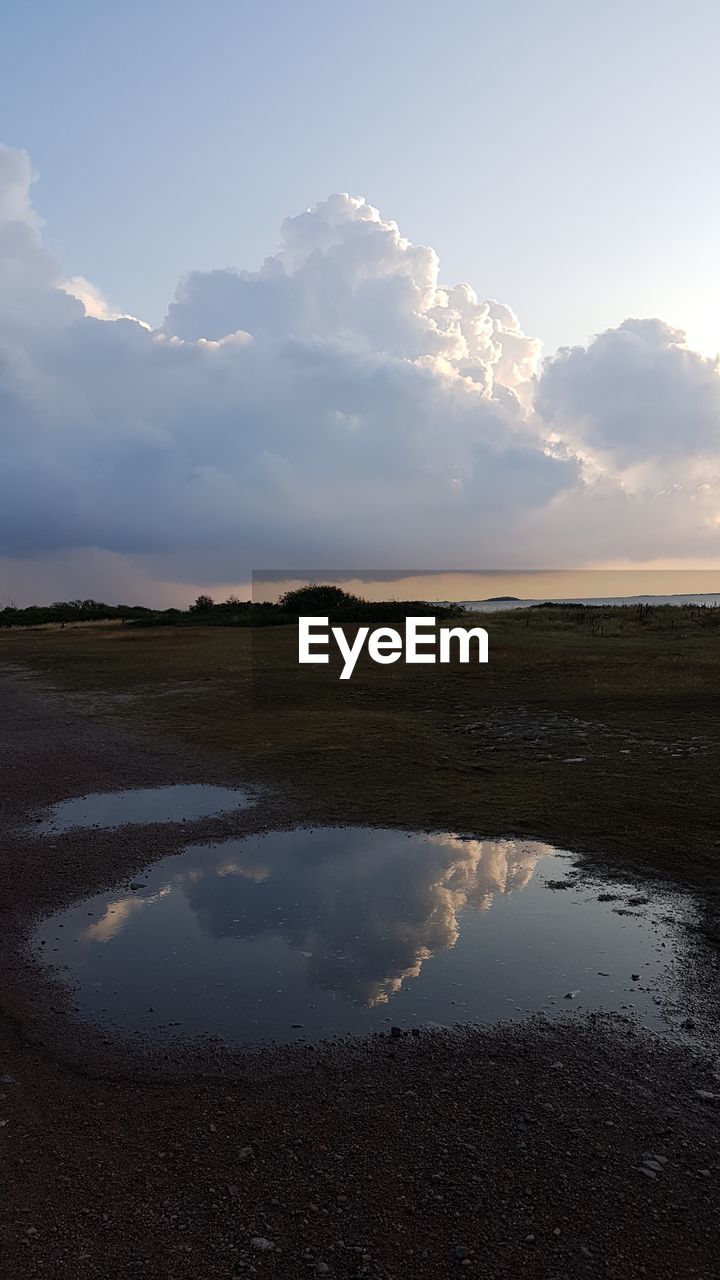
[33,828,693,1045]
[33,784,255,834]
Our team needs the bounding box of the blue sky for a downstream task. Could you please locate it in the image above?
[2,2,720,604]
[2,0,719,353]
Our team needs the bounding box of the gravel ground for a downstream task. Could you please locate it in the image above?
[1,667,719,1280]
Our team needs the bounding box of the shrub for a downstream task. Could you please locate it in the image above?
[278,584,362,615]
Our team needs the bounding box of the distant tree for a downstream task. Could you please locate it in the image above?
[278,584,362,615]
[190,594,215,612]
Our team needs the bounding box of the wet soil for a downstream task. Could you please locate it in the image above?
[1,668,719,1280]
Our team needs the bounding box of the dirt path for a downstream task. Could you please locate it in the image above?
[1,667,719,1279]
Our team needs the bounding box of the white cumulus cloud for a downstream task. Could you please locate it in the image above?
[0,141,718,604]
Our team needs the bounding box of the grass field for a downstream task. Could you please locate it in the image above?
[2,605,720,900]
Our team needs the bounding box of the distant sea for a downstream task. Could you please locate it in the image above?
[454,594,720,612]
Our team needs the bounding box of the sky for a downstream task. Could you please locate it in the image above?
[1,1,719,605]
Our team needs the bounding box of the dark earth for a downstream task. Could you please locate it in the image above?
[1,662,719,1279]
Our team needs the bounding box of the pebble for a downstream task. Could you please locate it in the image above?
[454,1245,469,1260]
[251,1237,274,1252]
[316,1264,330,1275]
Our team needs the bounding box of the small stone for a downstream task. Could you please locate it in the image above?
[525,1233,536,1244]
[455,1245,469,1260]
[631,973,640,981]
[638,1167,656,1179]
[316,1264,330,1275]
[564,991,580,1000]
[238,1146,254,1161]
[251,1237,274,1252]
[696,1089,720,1101]
[390,1026,403,1038]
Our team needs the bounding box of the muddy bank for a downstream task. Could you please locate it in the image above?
[1,666,719,1279]
[2,1012,720,1280]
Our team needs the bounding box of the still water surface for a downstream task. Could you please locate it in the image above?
[34,826,689,1044]
[35,784,255,833]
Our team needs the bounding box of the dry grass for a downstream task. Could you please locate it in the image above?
[2,606,720,895]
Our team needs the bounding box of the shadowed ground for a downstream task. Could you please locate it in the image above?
[1,610,719,1278]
